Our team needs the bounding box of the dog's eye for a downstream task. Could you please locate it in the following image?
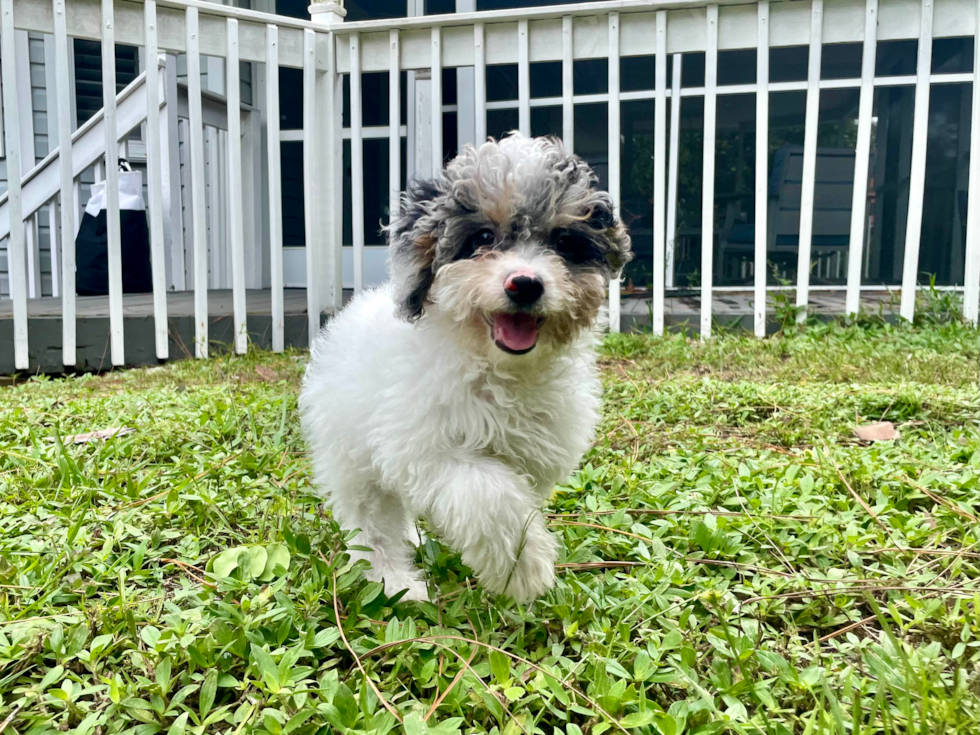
[471,228,495,249]
[553,231,599,265]
[456,228,496,260]
[587,205,614,232]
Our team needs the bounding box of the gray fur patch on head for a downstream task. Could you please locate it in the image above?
[386,132,633,322]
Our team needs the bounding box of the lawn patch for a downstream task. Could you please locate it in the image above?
[0,322,977,733]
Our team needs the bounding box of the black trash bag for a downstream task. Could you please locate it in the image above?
[76,163,153,296]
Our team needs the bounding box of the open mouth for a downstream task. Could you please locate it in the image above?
[486,313,544,355]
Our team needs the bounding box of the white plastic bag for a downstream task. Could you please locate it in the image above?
[84,171,146,217]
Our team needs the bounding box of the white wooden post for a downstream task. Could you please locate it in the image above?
[309,3,346,316]
[330,32,344,310]
[145,0,168,360]
[701,5,719,340]
[846,0,879,317]
[795,0,824,323]
[900,0,935,322]
[350,32,365,295]
[53,0,76,365]
[666,53,682,289]
[26,218,40,300]
[303,28,321,344]
[1,0,28,369]
[965,0,980,324]
[206,130,221,289]
[48,205,60,299]
[43,36,60,300]
[653,10,667,336]
[187,7,209,357]
[431,27,442,171]
[266,25,284,351]
[474,23,486,144]
[562,16,573,151]
[455,2,476,149]
[241,110,262,290]
[389,29,401,222]
[227,19,247,354]
[608,13,621,333]
[754,0,769,337]
[518,19,530,137]
[17,33,38,303]
[165,56,185,291]
[103,0,125,366]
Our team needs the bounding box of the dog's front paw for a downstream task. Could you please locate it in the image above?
[501,528,558,603]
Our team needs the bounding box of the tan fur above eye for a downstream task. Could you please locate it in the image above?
[414,233,437,252]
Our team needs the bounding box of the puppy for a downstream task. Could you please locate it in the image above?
[299,133,631,602]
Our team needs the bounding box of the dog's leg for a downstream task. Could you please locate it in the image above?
[411,457,557,602]
[332,486,428,601]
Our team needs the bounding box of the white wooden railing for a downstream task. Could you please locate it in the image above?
[2,0,329,370]
[1,0,980,372]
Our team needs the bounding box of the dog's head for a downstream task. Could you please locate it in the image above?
[387,133,632,360]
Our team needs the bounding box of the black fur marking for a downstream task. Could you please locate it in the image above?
[454,227,496,261]
[400,264,434,321]
[586,201,615,232]
[551,228,604,266]
[393,179,442,241]
[388,178,444,321]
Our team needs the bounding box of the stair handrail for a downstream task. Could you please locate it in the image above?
[0,59,165,240]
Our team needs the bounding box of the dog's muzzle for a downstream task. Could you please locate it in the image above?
[491,270,545,354]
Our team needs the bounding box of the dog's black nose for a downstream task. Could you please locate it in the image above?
[505,275,544,307]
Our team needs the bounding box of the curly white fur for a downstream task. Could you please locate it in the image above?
[299,133,630,602]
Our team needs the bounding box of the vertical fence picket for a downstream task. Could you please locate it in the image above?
[53,0,76,366]
[431,27,442,171]
[102,0,124,365]
[226,19,247,354]
[49,203,61,299]
[26,218,40,300]
[266,25,285,352]
[795,0,823,323]
[186,7,208,357]
[350,32,365,295]
[144,0,168,360]
[607,13,621,333]
[754,1,769,337]
[846,0,878,317]
[206,128,222,286]
[666,53,681,289]
[328,30,344,312]
[901,0,935,322]
[303,29,320,344]
[518,19,530,137]
[562,16,573,151]
[700,5,718,340]
[474,23,486,144]
[653,11,667,336]
[965,2,980,323]
[389,30,401,222]
[1,0,28,369]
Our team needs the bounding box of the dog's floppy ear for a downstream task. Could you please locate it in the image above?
[387,179,445,321]
[587,195,633,277]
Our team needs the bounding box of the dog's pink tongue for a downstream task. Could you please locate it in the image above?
[493,313,539,352]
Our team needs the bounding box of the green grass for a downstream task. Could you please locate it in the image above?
[0,320,978,735]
